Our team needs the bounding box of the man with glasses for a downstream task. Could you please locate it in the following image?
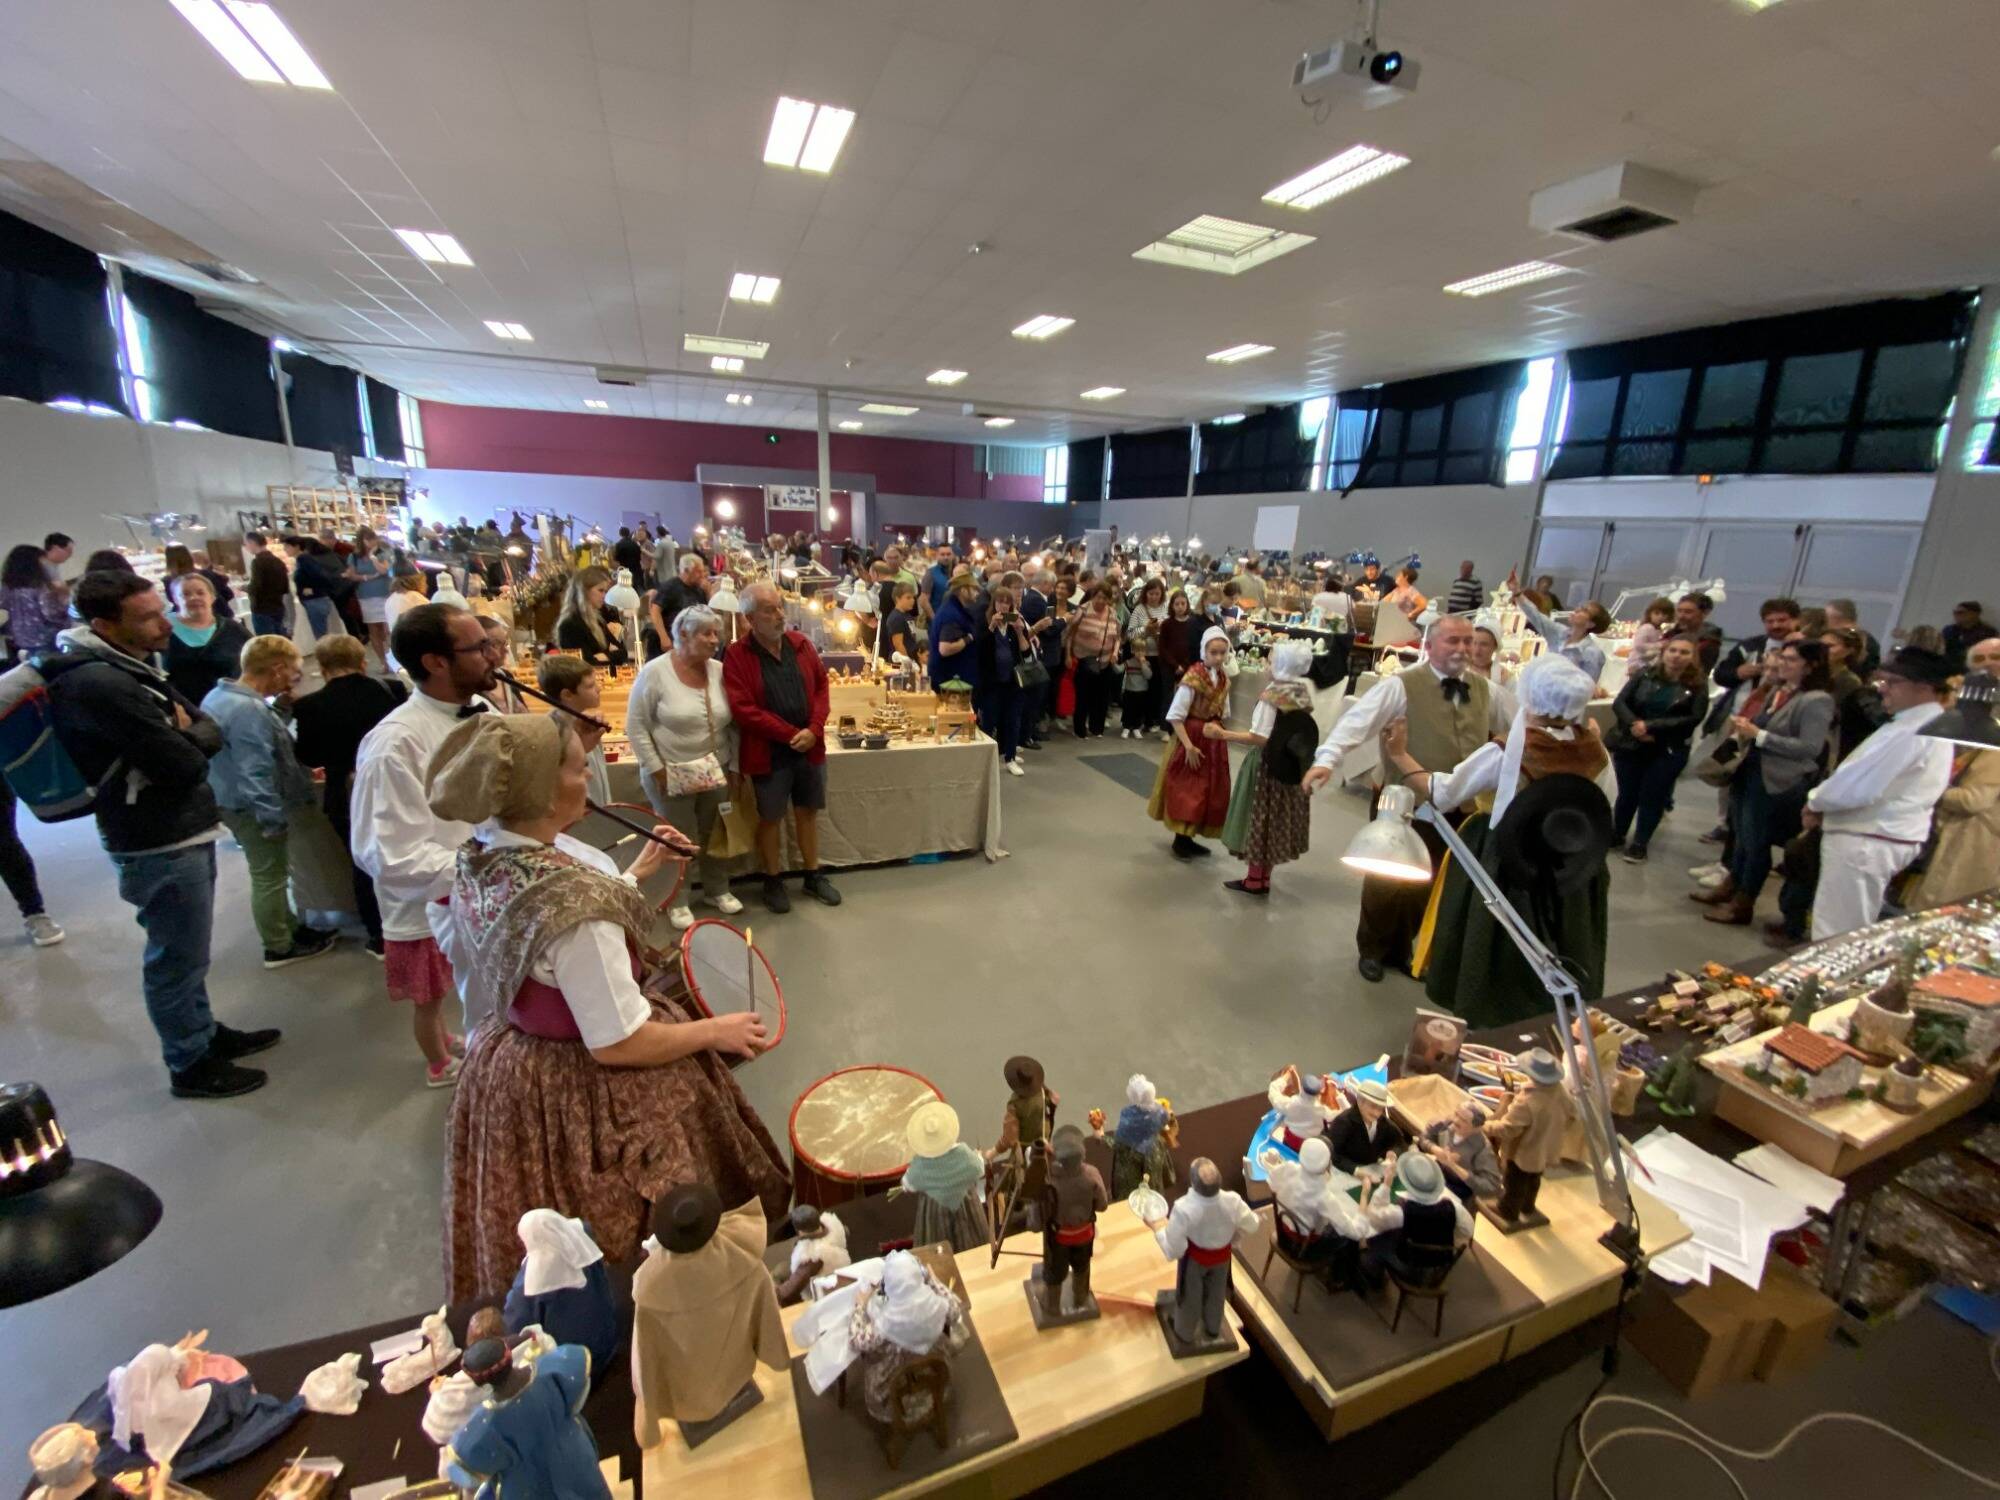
[351,604,500,1089]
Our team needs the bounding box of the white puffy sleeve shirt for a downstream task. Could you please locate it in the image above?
[1425,737,1619,814]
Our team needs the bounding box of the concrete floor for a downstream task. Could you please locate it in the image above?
[2,726,1757,1468]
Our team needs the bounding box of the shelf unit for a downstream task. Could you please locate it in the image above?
[258,483,407,537]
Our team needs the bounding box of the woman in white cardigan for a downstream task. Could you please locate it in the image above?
[627,604,741,928]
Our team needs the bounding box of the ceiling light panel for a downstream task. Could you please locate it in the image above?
[1206,343,1275,364]
[927,369,968,386]
[170,0,283,83]
[1213,413,1246,425]
[504,323,531,341]
[764,96,855,173]
[838,421,864,430]
[1132,215,1314,276]
[984,417,1015,428]
[728,273,780,304]
[484,319,526,340]
[583,399,608,409]
[1443,260,1573,297]
[394,229,474,267]
[224,3,331,87]
[725,392,753,405]
[1080,386,1125,401]
[1012,315,1074,340]
[711,356,744,373]
[685,334,769,359]
[859,403,919,415]
[1263,145,1410,211]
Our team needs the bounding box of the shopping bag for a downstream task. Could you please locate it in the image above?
[706,777,761,860]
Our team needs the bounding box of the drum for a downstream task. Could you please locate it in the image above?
[676,917,787,1061]
[788,1065,946,1210]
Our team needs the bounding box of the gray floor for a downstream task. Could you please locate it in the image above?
[2,725,1753,1468]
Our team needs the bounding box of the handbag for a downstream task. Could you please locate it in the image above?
[1015,655,1049,691]
[1693,738,1741,788]
[660,670,728,796]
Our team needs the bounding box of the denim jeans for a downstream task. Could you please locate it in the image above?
[302,597,332,638]
[111,841,219,1072]
[250,611,285,638]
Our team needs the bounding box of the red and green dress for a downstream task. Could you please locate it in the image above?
[1147,663,1233,838]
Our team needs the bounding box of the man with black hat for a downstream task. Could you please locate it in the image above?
[1037,1123,1108,1320]
[1799,645,1955,938]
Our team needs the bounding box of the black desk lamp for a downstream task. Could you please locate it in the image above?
[0,1081,161,1308]
[1920,670,2000,749]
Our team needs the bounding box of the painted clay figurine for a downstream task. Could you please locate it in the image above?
[902,1101,992,1254]
[1035,1124,1108,1322]
[443,1340,610,1500]
[1257,1137,1368,1274]
[843,1252,971,1425]
[503,1210,618,1379]
[299,1352,368,1415]
[1266,1067,1336,1154]
[1148,1157,1257,1350]
[381,1308,459,1395]
[992,1054,1058,1161]
[1484,1049,1569,1228]
[631,1185,788,1449]
[1107,1074,1179,1198]
[422,1312,555,1460]
[26,1424,97,1500]
[1325,1078,1409,1176]
[776,1204,852,1301]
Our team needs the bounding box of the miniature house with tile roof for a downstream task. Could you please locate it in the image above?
[1911,968,2000,1066]
[1759,1024,1866,1106]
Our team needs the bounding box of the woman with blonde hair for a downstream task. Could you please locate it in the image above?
[555,564,628,670]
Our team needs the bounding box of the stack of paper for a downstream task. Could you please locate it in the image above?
[1632,1128,1814,1289]
[1734,1143,1846,1215]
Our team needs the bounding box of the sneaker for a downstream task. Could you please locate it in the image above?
[170,1051,267,1100]
[763,878,792,914]
[209,1022,282,1060]
[1687,862,1726,880]
[24,914,64,947]
[263,929,337,969]
[1622,843,1649,864]
[1022,740,1045,752]
[668,905,696,930]
[1121,728,1134,740]
[803,872,843,907]
[1698,824,1727,845]
[1696,868,1731,890]
[1006,760,1025,777]
[708,892,744,916]
[291,924,338,947]
[426,1056,462,1089]
[365,936,385,960]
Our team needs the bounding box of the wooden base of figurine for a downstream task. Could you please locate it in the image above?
[1476,1200,1551,1235]
[675,1380,764,1450]
[1022,1277,1101,1329]
[1153,1290,1239,1359]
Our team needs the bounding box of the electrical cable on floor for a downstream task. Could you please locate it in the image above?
[1551,1258,1642,1499]
[1569,1395,2000,1499]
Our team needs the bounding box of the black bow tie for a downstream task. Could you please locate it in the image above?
[1440,678,1469,704]
[457,702,492,719]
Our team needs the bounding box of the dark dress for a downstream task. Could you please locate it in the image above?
[163,619,251,706]
[505,1258,621,1380]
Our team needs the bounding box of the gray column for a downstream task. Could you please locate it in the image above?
[817,389,833,533]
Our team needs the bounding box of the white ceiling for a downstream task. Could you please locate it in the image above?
[1,0,1997,449]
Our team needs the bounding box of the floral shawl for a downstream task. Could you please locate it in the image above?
[1260,677,1315,713]
[1178,663,1230,721]
[451,838,654,1018]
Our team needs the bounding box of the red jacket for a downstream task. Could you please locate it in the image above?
[722,629,831,775]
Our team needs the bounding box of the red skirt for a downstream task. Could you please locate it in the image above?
[1146,723,1231,837]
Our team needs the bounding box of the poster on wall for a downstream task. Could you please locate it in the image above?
[1252,504,1299,553]
[766,485,819,512]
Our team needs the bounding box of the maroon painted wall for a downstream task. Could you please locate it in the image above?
[420,400,1042,502]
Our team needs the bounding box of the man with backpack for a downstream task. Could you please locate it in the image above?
[41,571,281,1099]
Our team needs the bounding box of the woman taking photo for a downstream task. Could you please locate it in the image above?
[1122,577,1173,737]
[978,584,1035,777]
[432,712,789,1299]
[555,564,629,671]
[162,572,252,705]
[627,604,744,930]
[1147,626,1235,859]
[1692,639,1835,926]
[1606,635,1706,863]
[1066,582,1122,738]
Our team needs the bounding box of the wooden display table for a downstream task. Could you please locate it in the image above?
[642,1210,1245,1498]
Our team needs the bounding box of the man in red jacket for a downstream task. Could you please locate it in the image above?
[723,580,840,914]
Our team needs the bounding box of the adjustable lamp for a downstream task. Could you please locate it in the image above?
[1921,671,2000,749]
[0,1083,160,1309]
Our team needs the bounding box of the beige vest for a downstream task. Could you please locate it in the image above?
[1401,669,1491,773]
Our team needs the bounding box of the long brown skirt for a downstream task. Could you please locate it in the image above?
[444,988,792,1301]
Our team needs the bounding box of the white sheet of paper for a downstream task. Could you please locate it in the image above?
[369,1329,425,1365]
[1735,1143,1846,1215]
[1649,1239,1711,1286]
[349,1481,408,1500]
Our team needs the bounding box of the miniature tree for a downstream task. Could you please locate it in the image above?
[1869,939,1924,1015]
[1786,971,1826,1027]
[1661,1053,1700,1116]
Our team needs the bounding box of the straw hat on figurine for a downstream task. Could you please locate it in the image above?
[1396,1152,1448,1205]
[906,1100,962,1160]
[1518,1048,1563,1086]
[1352,1078,1391,1109]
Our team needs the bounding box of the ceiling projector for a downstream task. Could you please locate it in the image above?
[1293,37,1420,107]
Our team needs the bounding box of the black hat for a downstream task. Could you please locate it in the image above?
[1875,646,1952,687]
[652,1184,722,1255]
[1003,1055,1044,1094]
[1493,773,1613,894]
[790,1203,826,1239]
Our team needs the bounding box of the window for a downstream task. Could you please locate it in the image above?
[1966,310,2000,469]
[399,393,426,467]
[1042,444,1068,503]
[1504,357,1557,483]
[117,292,155,422]
[1339,360,1528,490]
[1300,395,1331,489]
[356,374,377,458]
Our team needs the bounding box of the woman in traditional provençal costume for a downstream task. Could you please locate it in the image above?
[1147,626,1235,859]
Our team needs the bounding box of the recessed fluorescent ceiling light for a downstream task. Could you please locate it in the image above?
[927,369,968,385]
[728,273,781,304]
[1443,260,1572,297]
[1080,386,1125,401]
[711,356,744,373]
[484,320,532,341]
[1012,315,1074,341]
[1131,215,1314,276]
[170,1,332,88]
[838,420,864,430]
[763,96,856,173]
[859,403,918,415]
[725,392,753,405]
[1206,343,1274,364]
[984,417,1016,428]
[393,228,473,267]
[1262,145,1411,210]
[684,334,769,359]
[1213,413,1246,425]
[583,399,608,410]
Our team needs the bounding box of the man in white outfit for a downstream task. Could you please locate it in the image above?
[1801,646,1954,939]
[1149,1157,1258,1345]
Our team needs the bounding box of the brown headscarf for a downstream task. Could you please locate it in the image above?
[426,713,569,825]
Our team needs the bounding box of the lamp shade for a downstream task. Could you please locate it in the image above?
[0,1082,160,1309]
[1339,784,1433,881]
[1921,671,2000,750]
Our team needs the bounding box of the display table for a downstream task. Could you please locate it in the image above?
[643,1210,1245,1499]
[606,736,1006,867]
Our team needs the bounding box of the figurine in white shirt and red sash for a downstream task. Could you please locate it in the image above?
[1148,1157,1257,1353]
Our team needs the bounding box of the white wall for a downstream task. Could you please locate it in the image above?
[1903,463,2000,631]
[1541,473,1935,525]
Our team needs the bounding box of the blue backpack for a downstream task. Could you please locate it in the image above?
[0,657,121,821]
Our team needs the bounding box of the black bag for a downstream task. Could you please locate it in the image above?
[1014,656,1049,691]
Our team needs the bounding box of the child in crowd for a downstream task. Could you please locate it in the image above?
[1119,650,1152,740]
[1628,596,1674,673]
[537,654,612,805]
